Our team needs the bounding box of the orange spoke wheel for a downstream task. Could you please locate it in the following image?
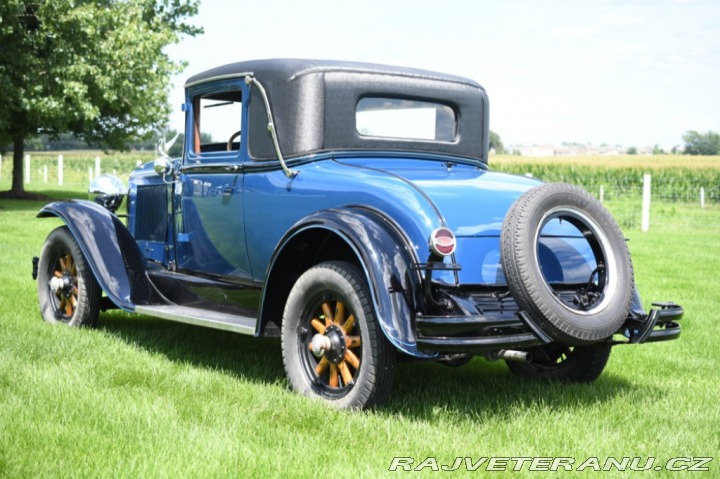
[50,253,79,321]
[37,226,100,327]
[306,299,363,390]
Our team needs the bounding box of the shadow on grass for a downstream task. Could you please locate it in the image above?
[96,310,636,420]
[382,358,635,421]
[97,312,286,385]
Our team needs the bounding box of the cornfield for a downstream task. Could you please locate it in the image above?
[491,155,720,230]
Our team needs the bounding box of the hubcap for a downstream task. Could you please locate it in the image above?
[311,324,347,365]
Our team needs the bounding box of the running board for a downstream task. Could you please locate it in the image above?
[135,305,256,335]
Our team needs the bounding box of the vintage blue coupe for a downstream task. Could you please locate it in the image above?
[34,59,682,409]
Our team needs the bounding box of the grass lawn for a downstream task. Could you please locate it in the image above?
[1,189,718,478]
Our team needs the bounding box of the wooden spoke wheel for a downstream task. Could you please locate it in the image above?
[281,261,396,409]
[305,298,363,392]
[51,252,79,320]
[37,226,100,327]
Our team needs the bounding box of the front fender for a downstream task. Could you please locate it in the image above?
[38,200,149,311]
[261,207,435,358]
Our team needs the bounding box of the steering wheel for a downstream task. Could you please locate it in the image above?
[227,130,241,151]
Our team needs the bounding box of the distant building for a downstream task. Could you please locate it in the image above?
[505,143,654,157]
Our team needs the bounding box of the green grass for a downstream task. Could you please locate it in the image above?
[1,189,719,478]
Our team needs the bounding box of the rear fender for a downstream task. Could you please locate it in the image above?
[38,200,149,311]
[260,208,434,358]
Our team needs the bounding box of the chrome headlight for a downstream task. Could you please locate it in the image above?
[89,174,126,213]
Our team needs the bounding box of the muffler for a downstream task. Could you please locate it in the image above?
[489,349,531,362]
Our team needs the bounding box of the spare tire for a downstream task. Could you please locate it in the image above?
[501,183,633,345]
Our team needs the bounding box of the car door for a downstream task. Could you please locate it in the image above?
[173,80,253,281]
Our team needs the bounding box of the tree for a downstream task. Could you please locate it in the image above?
[652,144,666,155]
[0,0,201,196]
[682,130,720,156]
[489,130,504,154]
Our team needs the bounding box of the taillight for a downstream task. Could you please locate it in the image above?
[429,227,456,256]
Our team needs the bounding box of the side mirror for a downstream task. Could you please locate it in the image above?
[89,174,126,213]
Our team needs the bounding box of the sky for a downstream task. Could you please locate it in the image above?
[165,0,720,150]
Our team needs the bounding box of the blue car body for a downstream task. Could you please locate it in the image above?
[37,59,681,376]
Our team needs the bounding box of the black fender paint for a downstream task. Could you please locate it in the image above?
[259,207,435,358]
[38,200,149,311]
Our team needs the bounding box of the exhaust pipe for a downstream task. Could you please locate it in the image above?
[490,349,531,363]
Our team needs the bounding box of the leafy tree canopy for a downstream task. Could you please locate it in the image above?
[0,0,201,194]
[682,130,720,156]
[489,130,504,154]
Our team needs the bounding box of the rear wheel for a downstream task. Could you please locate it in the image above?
[506,342,611,382]
[281,261,396,409]
[37,226,100,327]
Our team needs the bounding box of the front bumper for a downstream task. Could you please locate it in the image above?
[414,298,683,355]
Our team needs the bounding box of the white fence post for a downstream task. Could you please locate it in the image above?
[136,160,142,167]
[95,156,101,178]
[599,185,605,204]
[43,165,48,183]
[58,154,64,186]
[641,174,651,232]
[700,187,706,209]
[25,154,30,183]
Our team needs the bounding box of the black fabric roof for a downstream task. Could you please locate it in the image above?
[185,59,490,163]
[185,59,483,89]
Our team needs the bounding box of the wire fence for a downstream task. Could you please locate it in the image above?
[0,152,151,190]
[494,162,720,232]
[596,185,720,231]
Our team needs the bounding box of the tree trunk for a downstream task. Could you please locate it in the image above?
[11,135,25,194]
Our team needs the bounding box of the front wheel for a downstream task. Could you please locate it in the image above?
[37,226,100,327]
[281,261,396,409]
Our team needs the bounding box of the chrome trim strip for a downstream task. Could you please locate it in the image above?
[135,305,256,335]
[244,75,299,178]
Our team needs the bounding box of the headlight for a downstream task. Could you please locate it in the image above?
[89,174,126,213]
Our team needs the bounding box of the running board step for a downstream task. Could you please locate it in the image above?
[135,305,256,335]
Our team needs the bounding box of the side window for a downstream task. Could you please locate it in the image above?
[192,90,243,155]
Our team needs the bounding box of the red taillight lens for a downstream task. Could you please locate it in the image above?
[429,227,456,256]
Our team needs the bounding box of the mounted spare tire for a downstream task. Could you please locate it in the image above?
[500,183,633,345]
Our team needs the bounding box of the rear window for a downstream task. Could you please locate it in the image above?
[356,98,456,141]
